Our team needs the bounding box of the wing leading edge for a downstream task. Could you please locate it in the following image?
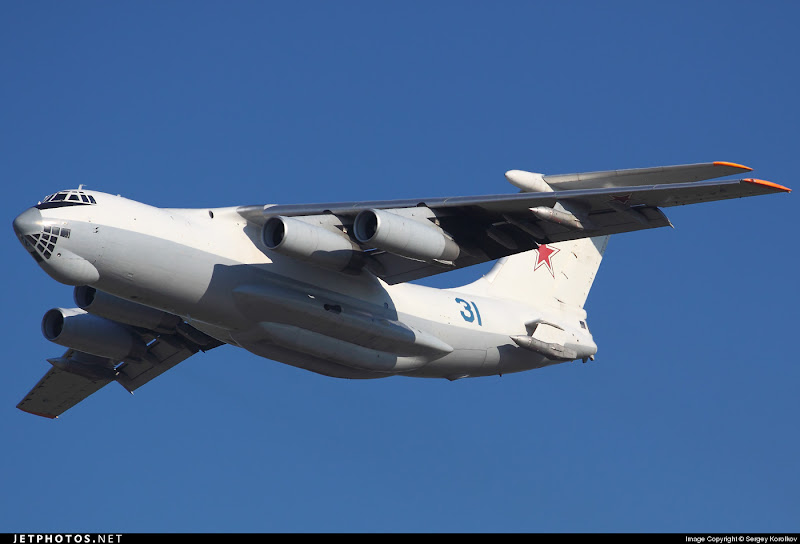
[18,326,222,419]
[238,162,789,284]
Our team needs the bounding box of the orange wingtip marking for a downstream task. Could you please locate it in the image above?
[743,178,792,192]
[714,161,753,171]
[18,407,58,419]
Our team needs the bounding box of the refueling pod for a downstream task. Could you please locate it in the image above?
[504,170,553,193]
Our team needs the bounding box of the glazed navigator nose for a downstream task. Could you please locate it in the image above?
[13,207,43,237]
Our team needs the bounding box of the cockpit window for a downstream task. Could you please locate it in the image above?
[37,189,98,210]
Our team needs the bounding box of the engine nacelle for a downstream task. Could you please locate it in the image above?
[41,307,147,361]
[353,209,460,263]
[262,216,363,272]
[74,286,181,333]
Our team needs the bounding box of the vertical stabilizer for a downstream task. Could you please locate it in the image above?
[462,236,609,309]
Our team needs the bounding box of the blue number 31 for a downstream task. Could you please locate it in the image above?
[455,298,482,326]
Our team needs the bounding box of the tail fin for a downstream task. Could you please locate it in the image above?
[462,236,609,309]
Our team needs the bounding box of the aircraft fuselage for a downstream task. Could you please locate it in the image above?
[14,190,597,381]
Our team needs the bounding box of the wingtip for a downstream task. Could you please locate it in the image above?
[743,178,791,193]
[714,161,753,172]
[17,406,58,419]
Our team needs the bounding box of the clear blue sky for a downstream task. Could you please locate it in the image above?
[2,1,797,533]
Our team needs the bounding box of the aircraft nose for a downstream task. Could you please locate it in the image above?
[13,207,43,237]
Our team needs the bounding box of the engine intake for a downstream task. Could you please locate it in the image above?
[353,209,460,263]
[263,216,363,272]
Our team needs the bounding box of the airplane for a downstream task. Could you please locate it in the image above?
[12,161,790,418]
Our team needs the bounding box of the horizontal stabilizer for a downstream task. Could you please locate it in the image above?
[511,335,577,361]
[542,161,752,190]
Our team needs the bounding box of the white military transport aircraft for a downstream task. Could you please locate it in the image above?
[12,161,790,418]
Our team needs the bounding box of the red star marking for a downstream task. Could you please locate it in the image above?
[611,194,632,205]
[534,244,560,277]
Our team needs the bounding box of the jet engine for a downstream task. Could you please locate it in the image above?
[74,286,181,333]
[262,216,363,272]
[353,209,460,263]
[41,307,147,361]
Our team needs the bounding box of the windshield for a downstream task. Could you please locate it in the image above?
[37,190,97,209]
